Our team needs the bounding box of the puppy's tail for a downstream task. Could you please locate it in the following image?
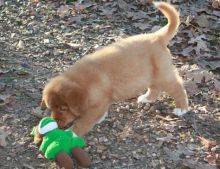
[153,2,180,45]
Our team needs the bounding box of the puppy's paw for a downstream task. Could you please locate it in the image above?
[173,108,187,116]
[137,94,152,104]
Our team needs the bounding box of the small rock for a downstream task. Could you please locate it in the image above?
[11,33,16,38]
[152,153,157,157]
[116,108,120,112]
[37,154,44,159]
[17,40,25,49]
[155,110,161,114]
[99,136,108,143]
[125,105,130,109]
[6,156,11,160]
[43,39,50,44]
[67,43,82,49]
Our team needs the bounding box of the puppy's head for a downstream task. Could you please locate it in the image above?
[41,76,86,128]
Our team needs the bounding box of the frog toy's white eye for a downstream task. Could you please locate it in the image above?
[38,117,58,134]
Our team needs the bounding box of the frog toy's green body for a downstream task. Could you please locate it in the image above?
[32,117,86,160]
[40,128,86,160]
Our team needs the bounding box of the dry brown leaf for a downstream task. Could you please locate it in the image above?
[214,79,220,91]
[0,94,15,106]
[0,128,8,147]
[181,46,194,57]
[198,136,217,150]
[196,15,209,28]
[133,23,150,30]
[57,5,70,18]
[131,11,149,20]
[212,0,220,9]
[204,153,219,166]
[100,8,116,17]
[181,65,214,95]
[189,35,209,56]
[156,134,174,143]
[118,0,129,10]
[31,107,44,118]
[74,2,86,12]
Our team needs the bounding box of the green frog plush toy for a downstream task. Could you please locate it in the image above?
[31,117,91,169]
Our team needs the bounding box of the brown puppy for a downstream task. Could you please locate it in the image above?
[42,2,188,136]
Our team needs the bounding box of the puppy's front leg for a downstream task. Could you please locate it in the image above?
[71,105,108,136]
[137,87,160,103]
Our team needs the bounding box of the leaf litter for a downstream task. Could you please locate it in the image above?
[0,0,219,168]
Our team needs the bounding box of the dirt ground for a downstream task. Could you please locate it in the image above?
[0,0,219,169]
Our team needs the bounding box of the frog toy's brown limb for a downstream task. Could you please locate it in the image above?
[55,152,74,169]
[72,148,91,168]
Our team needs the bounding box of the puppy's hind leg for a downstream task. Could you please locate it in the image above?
[137,86,160,104]
[163,75,188,116]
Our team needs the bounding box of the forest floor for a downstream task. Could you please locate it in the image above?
[0,0,219,169]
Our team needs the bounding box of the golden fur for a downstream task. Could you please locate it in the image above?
[42,2,188,136]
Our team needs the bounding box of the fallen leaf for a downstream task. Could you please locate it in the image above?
[57,5,70,18]
[0,82,6,92]
[204,153,219,166]
[212,0,220,9]
[67,15,86,25]
[31,107,44,118]
[214,79,220,91]
[157,133,174,142]
[74,2,86,12]
[196,15,209,28]
[100,7,117,17]
[188,35,209,56]
[133,22,150,31]
[0,128,8,147]
[131,11,150,20]
[182,159,217,169]
[0,94,15,106]
[198,60,220,71]
[198,136,217,150]
[181,65,214,95]
[180,46,194,57]
[66,42,82,49]
[118,0,129,10]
